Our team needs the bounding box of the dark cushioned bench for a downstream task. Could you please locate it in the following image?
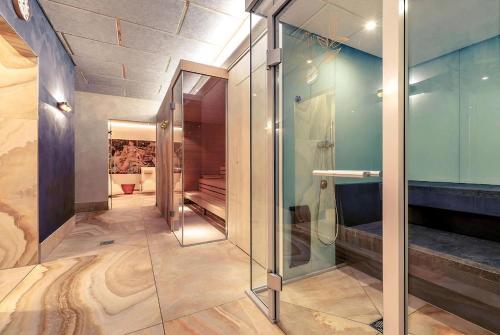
[409,181,500,217]
[332,181,500,332]
[334,181,500,242]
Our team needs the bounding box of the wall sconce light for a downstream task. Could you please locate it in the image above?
[57,101,72,112]
[160,120,169,129]
[376,89,383,98]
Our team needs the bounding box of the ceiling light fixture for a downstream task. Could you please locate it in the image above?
[364,20,377,31]
[57,101,72,112]
[481,76,489,80]
[306,59,313,64]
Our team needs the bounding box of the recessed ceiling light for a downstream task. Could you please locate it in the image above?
[365,20,377,31]
[482,76,489,80]
[306,59,313,64]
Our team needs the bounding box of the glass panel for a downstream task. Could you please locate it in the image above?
[181,71,227,246]
[406,1,500,334]
[108,120,113,209]
[277,0,383,332]
[250,10,271,307]
[172,76,184,244]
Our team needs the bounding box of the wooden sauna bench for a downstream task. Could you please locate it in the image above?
[184,177,226,220]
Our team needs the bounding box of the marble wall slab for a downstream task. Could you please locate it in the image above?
[0,0,76,246]
[0,18,38,269]
[0,119,38,268]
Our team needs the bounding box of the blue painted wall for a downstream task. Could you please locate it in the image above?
[0,0,75,242]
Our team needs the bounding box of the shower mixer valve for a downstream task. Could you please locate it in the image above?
[320,179,328,189]
[317,140,334,149]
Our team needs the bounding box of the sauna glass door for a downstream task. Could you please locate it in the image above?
[179,71,228,246]
[172,76,184,244]
[275,0,384,331]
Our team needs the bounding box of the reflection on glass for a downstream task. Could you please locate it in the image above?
[250,11,271,307]
[172,77,184,244]
[407,0,500,334]
[277,0,383,332]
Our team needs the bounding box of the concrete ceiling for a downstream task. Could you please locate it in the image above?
[38,0,247,100]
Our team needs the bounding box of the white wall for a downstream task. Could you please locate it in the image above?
[75,91,160,206]
[110,120,156,141]
[227,52,251,254]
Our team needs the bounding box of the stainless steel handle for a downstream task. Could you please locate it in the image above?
[312,170,381,178]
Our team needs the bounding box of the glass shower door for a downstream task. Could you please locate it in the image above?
[275,0,384,332]
[172,77,184,244]
[248,1,277,318]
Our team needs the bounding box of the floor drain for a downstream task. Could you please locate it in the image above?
[100,240,115,246]
[370,318,383,333]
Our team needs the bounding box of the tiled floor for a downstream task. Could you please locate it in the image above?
[0,194,495,334]
[173,206,225,245]
[0,194,281,335]
[279,266,495,335]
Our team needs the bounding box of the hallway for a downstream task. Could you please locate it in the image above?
[0,198,282,335]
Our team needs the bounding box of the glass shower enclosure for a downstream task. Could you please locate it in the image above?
[247,0,499,333]
[169,61,229,247]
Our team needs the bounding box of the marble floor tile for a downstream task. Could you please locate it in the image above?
[0,247,161,335]
[280,268,382,324]
[45,229,148,261]
[92,208,144,225]
[73,218,145,234]
[408,304,495,335]
[163,297,284,335]
[344,266,381,287]
[360,281,426,316]
[142,207,163,220]
[279,301,381,335]
[111,193,156,209]
[0,265,34,301]
[128,323,164,335]
[181,219,225,246]
[153,240,249,321]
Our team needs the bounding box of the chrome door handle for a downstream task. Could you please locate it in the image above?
[312,170,381,178]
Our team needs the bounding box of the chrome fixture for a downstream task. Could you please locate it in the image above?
[313,170,381,178]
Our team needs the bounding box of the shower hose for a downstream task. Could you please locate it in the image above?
[314,132,339,246]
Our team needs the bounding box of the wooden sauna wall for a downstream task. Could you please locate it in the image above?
[0,18,38,269]
[200,78,226,176]
[227,52,250,254]
[183,95,202,192]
